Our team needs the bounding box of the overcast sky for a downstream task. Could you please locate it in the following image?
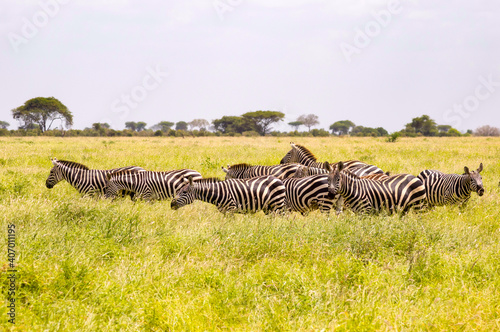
[1,0,499,132]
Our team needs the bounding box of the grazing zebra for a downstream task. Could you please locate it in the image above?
[45,158,145,198]
[171,175,286,214]
[283,174,336,215]
[222,163,302,180]
[104,168,202,201]
[418,163,484,208]
[280,142,385,176]
[326,161,426,214]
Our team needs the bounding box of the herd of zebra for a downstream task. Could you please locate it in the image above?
[45,143,485,215]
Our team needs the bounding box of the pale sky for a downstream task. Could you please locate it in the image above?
[1,0,499,133]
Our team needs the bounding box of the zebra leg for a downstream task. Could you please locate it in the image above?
[335,195,344,215]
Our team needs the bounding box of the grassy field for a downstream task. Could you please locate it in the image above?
[1,136,499,331]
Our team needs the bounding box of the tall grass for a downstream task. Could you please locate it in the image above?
[1,136,499,331]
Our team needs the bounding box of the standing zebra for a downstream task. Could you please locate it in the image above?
[105,168,202,201]
[291,165,391,214]
[171,175,286,214]
[294,165,391,178]
[326,161,426,214]
[222,163,302,180]
[280,142,385,176]
[45,158,145,198]
[283,174,336,215]
[418,164,484,208]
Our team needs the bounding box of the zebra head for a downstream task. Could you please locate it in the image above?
[280,142,295,164]
[326,161,344,196]
[464,163,484,196]
[171,176,195,210]
[46,158,63,189]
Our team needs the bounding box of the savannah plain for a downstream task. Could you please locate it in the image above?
[1,136,499,331]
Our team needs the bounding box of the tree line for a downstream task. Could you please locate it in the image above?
[2,96,499,137]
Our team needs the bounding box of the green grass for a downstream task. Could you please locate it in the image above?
[1,136,500,331]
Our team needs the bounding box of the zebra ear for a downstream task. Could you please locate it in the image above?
[222,166,228,173]
[338,161,344,172]
[324,161,332,172]
[464,166,470,174]
[51,158,58,165]
[188,176,193,186]
[478,163,483,173]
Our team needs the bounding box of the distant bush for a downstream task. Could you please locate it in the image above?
[243,131,260,137]
[386,132,400,143]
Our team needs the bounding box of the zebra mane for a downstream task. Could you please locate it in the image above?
[228,163,253,170]
[293,144,318,162]
[55,160,90,170]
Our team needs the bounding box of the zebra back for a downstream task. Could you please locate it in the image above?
[223,163,301,180]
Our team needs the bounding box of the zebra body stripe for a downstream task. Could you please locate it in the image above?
[105,169,202,201]
[418,168,484,207]
[329,170,426,214]
[171,176,286,214]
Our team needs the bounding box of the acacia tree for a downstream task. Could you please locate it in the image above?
[297,114,319,132]
[288,121,303,131]
[474,125,500,136]
[0,121,9,129]
[188,119,210,130]
[11,97,72,132]
[136,122,147,132]
[125,122,137,131]
[212,116,252,134]
[242,110,285,135]
[403,115,437,136]
[329,120,355,135]
[175,121,188,130]
[151,121,174,132]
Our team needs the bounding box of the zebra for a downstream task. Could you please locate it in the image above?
[45,158,145,198]
[104,168,202,201]
[283,174,336,215]
[418,163,484,208]
[171,175,286,214]
[222,163,302,180]
[291,165,392,214]
[280,142,385,176]
[326,161,426,214]
[293,165,391,178]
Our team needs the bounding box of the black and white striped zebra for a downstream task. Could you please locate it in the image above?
[105,168,202,201]
[222,163,302,180]
[293,165,391,178]
[418,164,484,208]
[280,142,385,176]
[291,165,391,214]
[45,158,145,198]
[171,175,286,214]
[283,174,336,215]
[326,161,426,214]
